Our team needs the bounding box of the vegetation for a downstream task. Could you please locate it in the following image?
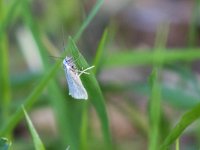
[0,0,200,150]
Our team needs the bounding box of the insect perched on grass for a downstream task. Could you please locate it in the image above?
[63,56,94,100]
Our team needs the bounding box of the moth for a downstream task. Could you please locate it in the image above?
[63,56,94,100]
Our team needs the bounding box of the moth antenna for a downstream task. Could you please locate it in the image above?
[49,55,64,59]
[62,25,66,52]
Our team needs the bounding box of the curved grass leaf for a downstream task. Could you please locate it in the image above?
[22,107,46,150]
[160,103,200,150]
[69,37,112,149]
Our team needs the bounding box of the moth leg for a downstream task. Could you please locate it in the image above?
[78,70,90,76]
[78,66,95,76]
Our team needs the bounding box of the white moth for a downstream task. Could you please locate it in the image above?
[63,56,94,100]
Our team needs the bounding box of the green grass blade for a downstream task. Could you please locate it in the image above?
[74,0,104,41]
[175,138,179,150]
[103,80,200,109]
[0,58,63,136]
[148,24,168,150]
[93,28,108,74]
[69,37,112,149]
[0,0,11,127]
[80,103,89,150]
[104,49,200,68]
[148,68,161,150]
[22,107,46,150]
[188,0,200,47]
[0,0,23,37]
[160,103,200,150]
[66,145,70,150]
[49,86,82,150]
[0,138,11,150]
[0,26,10,124]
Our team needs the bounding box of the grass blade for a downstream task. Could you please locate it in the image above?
[22,106,46,150]
[74,0,104,41]
[148,68,161,150]
[188,0,200,47]
[160,103,200,150]
[104,49,200,68]
[0,58,62,136]
[148,24,168,150]
[0,0,11,128]
[0,0,23,37]
[69,37,112,149]
[93,28,108,74]
[0,27,10,124]
[176,138,179,150]
[80,103,89,150]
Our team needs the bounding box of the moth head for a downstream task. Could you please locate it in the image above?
[63,57,78,71]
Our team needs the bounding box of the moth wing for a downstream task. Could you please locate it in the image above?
[64,68,88,100]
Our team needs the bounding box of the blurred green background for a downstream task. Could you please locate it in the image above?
[1,0,200,150]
